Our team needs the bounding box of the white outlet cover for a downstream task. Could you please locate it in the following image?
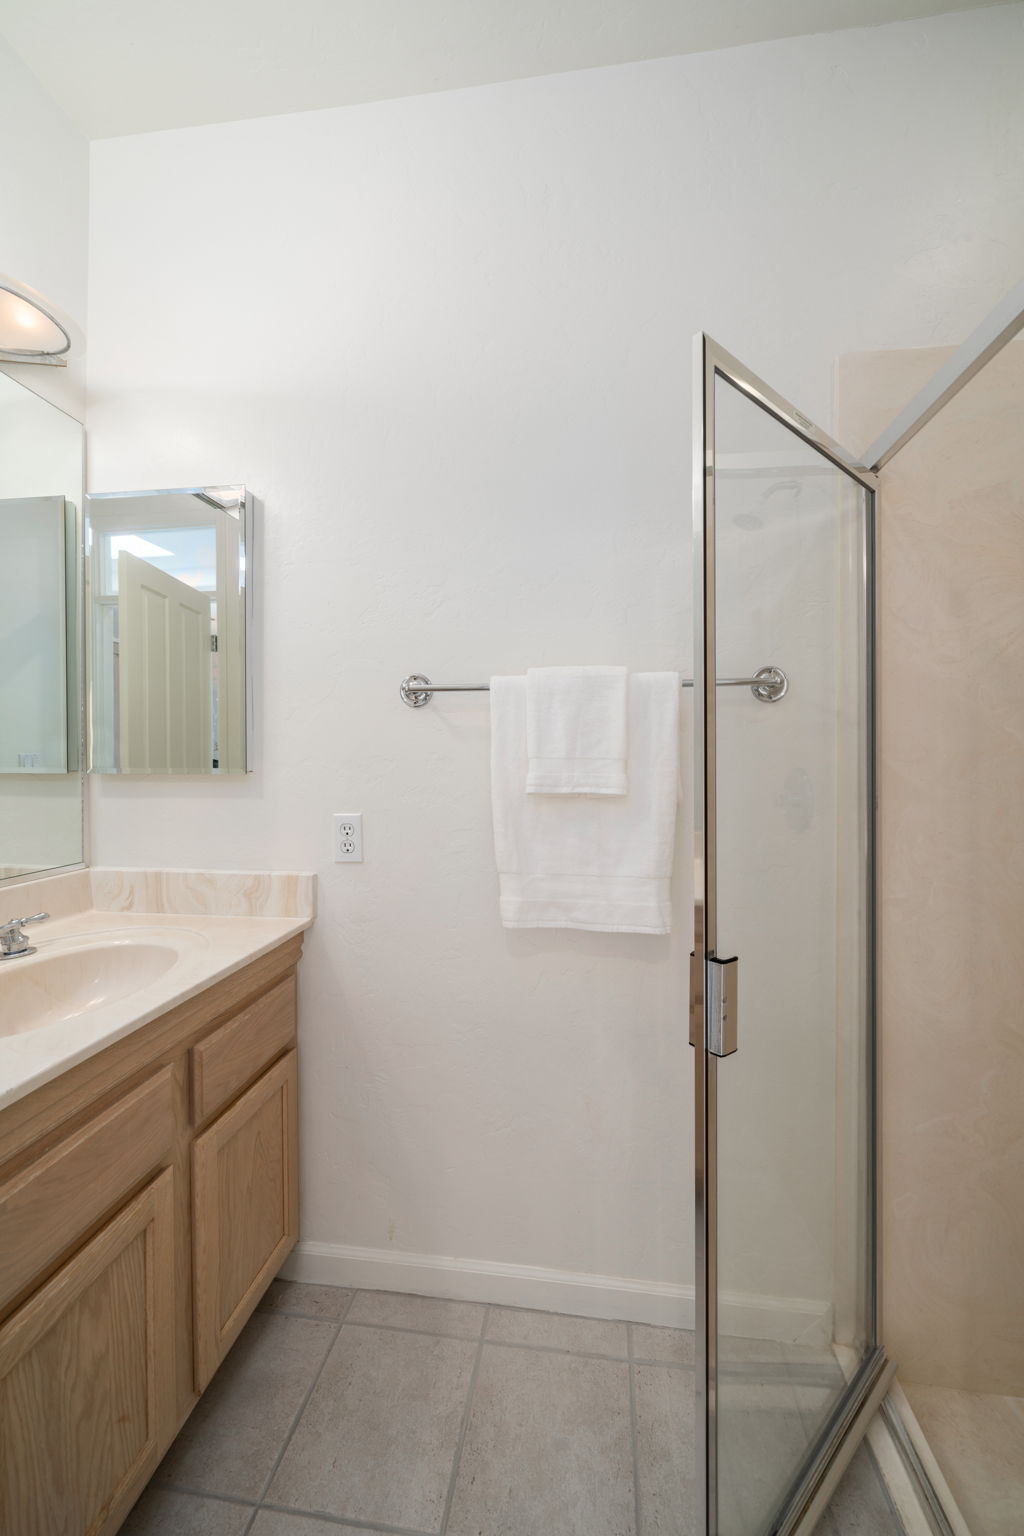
[333,811,363,862]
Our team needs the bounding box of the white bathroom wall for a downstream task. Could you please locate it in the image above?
[0,34,88,417]
[85,6,1024,1321]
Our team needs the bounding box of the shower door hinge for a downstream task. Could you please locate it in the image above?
[707,955,738,1057]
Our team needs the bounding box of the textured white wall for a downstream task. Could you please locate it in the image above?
[85,7,1024,1312]
[0,35,88,417]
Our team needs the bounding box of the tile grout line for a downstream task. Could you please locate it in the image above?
[258,1306,358,1323]
[627,1323,643,1536]
[263,1303,694,1367]
[256,1498,442,1535]
[476,1334,631,1364]
[152,1482,257,1509]
[239,1498,260,1536]
[336,1317,489,1343]
[252,1286,360,1513]
[262,1308,487,1344]
[481,1335,692,1369]
[438,1303,490,1536]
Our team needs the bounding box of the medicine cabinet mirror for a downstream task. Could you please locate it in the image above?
[85,486,252,774]
[0,370,84,881]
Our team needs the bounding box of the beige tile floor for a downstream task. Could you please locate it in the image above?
[121,1283,904,1536]
[903,1381,1024,1536]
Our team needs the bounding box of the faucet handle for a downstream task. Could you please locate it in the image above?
[0,911,48,957]
[2,912,49,930]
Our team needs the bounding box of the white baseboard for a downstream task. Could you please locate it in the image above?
[281,1240,831,1344]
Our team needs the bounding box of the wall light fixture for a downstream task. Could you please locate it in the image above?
[0,275,72,366]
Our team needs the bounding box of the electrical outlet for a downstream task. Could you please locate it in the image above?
[333,812,363,863]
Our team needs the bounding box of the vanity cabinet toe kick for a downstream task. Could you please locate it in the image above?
[0,934,303,1536]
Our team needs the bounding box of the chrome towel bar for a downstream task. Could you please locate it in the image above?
[400,666,789,708]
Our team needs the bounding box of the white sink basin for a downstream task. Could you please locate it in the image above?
[0,940,183,1035]
[0,896,311,1114]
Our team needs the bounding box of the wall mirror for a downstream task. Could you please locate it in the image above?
[0,370,84,881]
[85,486,252,775]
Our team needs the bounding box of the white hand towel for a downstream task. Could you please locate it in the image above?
[491,672,680,933]
[526,665,628,795]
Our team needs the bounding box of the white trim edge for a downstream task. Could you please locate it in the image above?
[280,1241,831,1343]
[867,1406,938,1536]
[870,1380,973,1536]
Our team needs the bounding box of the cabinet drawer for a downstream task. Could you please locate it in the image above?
[0,1066,175,1313]
[191,973,296,1125]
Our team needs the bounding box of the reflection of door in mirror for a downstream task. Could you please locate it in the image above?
[118,551,212,773]
[86,487,250,775]
[0,371,84,884]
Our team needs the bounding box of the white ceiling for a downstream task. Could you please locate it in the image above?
[0,0,1008,139]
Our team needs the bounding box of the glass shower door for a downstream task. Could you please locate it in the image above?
[692,336,892,1536]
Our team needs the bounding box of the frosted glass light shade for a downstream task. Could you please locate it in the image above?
[0,282,71,361]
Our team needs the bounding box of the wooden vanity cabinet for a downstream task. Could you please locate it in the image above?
[0,1172,176,1536]
[193,1047,298,1388]
[0,934,303,1536]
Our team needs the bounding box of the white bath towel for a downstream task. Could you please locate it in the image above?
[491,672,680,933]
[526,665,628,795]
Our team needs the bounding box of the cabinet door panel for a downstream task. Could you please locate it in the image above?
[193,1050,298,1389]
[0,1170,175,1536]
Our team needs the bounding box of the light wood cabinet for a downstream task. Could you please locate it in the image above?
[0,935,303,1536]
[0,1171,176,1536]
[191,973,296,1127]
[193,1049,298,1388]
[0,1066,176,1314]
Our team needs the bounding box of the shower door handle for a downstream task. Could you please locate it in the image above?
[706,955,738,1057]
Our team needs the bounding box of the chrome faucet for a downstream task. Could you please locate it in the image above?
[0,912,49,959]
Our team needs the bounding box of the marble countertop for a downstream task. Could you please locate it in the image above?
[0,868,315,1113]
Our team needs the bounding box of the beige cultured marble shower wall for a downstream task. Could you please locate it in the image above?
[837,342,1024,1397]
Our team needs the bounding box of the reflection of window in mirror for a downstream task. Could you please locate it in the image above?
[85,488,250,775]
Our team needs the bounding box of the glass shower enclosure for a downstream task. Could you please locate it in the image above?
[691,336,893,1536]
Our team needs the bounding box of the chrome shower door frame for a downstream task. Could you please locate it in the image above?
[692,334,892,1536]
